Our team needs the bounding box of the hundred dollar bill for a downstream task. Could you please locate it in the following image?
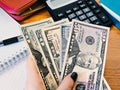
[62,20,110,90]
[21,18,59,89]
[102,78,111,90]
[41,19,69,74]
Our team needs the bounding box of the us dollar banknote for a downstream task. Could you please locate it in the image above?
[27,30,59,89]
[34,29,59,88]
[41,19,69,74]
[60,24,111,90]
[60,23,71,73]
[21,17,54,50]
[62,20,110,90]
[21,18,59,90]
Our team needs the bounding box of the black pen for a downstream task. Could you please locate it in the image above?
[0,35,24,47]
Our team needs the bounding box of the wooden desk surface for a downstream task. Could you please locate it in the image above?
[20,2,120,90]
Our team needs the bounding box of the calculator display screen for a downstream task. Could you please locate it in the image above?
[46,0,77,9]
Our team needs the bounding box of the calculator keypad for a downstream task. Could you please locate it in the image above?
[55,0,113,27]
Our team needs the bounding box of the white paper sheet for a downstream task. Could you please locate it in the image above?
[0,8,27,90]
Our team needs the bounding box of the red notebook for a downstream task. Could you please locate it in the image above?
[0,0,37,15]
[9,3,45,21]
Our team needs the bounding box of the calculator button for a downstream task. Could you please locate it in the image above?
[77,0,83,5]
[83,19,91,23]
[79,15,87,20]
[74,17,79,20]
[57,13,65,18]
[79,4,86,8]
[90,16,97,22]
[68,13,76,20]
[66,10,72,14]
[87,1,93,5]
[93,20,102,25]
[83,7,90,13]
[98,13,109,22]
[90,5,97,10]
[86,12,94,17]
[75,10,83,16]
[73,7,79,11]
[94,9,101,14]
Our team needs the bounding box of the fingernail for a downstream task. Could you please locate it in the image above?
[71,72,78,82]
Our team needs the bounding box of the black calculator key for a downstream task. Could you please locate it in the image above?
[74,17,79,20]
[75,10,83,16]
[77,1,83,5]
[57,13,65,18]
[83,19,91,23]
[73,7,79,11]
[79,15,87,20]
[79,4,86,8]
[90,5,97,10]
[83,7,90,13]
[94,9,101,14]
[86,12,94,17]
[87,1,93,5]
[98,13,109,23]
[68,13,76,20]
[90,16,97,22]
[66,10,72,14]
[93,20,102,25]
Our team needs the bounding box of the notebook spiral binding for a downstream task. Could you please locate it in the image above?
[0,47,29,73]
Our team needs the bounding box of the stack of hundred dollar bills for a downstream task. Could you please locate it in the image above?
[21,17,111,90]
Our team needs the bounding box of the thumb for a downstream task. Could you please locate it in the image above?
[57,72,78,90]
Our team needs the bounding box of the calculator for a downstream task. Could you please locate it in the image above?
[44,0,113,27]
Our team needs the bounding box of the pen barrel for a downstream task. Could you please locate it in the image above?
[0,35,24,47]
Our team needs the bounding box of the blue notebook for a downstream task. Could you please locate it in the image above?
[106,10,120,29]
[100,2,120,29]
[100,0,120,16]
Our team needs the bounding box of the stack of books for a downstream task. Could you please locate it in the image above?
[100,0,120,29]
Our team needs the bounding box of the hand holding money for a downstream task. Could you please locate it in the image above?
[21,17,111,90]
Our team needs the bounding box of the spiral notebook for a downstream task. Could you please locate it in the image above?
[0,8,31,90]
[0,8,29,73]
